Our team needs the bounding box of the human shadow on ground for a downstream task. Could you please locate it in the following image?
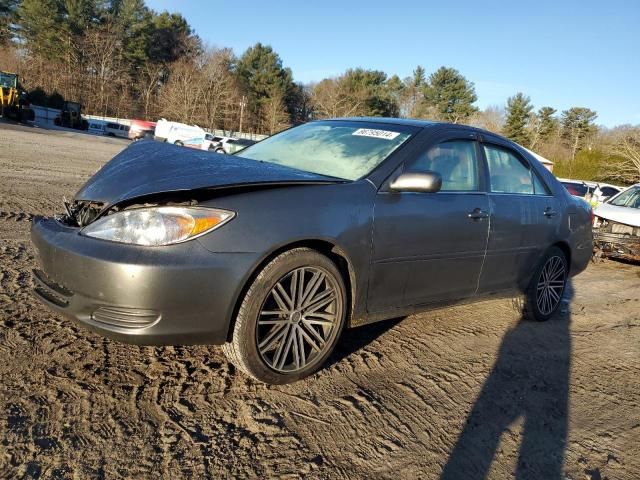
[440,281,574,479]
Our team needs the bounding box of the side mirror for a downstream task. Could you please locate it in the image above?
[389,171,442,193]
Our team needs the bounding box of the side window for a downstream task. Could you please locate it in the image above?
[406,140,479,191]
[532,171,550,195]
[484,144,534,194]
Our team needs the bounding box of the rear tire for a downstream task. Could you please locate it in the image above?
[222,248,347,384]
[523,246,568,322]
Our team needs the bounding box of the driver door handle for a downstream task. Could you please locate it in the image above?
[544,208,558,217]
[468,208,490,220]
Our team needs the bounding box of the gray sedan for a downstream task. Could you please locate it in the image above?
[31,118,592,384]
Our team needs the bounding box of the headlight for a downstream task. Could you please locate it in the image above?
[81,206,235,246]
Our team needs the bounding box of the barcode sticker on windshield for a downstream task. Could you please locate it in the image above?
[352,128,400,140]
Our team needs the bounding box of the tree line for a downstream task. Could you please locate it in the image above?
[0,0,638,183]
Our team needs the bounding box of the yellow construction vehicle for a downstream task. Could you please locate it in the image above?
[0,71,34,122]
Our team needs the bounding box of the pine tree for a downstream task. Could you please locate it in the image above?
[340,68,398,117]
[421,67,478,123]
[236,43,296,131]
[0,0,19,45]
[561,107,598,161]
[537,106,558,143]
[412,66,426,89]
[402,65,425,117]
[17,0,67,59]
[503,92,533,146]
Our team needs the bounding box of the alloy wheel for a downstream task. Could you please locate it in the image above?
[256,267,343,373]
[536,255,566,316]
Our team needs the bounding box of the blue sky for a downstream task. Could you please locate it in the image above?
[147,0,640,127]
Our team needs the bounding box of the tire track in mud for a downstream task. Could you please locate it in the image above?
[0,211,36,222]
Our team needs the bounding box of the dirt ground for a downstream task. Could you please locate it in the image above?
[0,123,639,479]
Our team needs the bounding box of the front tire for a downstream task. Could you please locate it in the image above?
[524,246,568,322]
[222,248,347,384]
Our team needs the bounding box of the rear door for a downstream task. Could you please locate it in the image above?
[368,129,490,312]
[477,140,561,293]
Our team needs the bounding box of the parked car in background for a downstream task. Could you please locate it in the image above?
[209,136,235,153]
[593,183,640,261]
[559,178,624,206]
[204,134,233,151]
[87,120,106,136]
[128,119,157,141]
[222,137,257,154]
[31,118,592,384]
[154,119,220,150]
[105,122,130,139]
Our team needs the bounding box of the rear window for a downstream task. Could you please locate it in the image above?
[600,187,620,197]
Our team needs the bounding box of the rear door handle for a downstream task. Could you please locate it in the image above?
[544,208,558,217]
[468,208,489,220]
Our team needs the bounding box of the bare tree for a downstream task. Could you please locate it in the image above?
[199,48,237,131]
[0,45,21,72]
[137,61,165,120]
[310,77,366,118]
[607,128,640,183]
[261,86,290,134]
[159,58,203,123]
[468,106,505,133]
[83,26,124,116]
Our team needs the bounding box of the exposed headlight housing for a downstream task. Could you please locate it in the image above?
[81,206,235,246]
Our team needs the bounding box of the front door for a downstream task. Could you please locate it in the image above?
[368,135,490,313]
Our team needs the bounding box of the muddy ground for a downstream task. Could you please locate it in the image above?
[0,123,639,479]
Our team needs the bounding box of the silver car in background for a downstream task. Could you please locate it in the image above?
[593,183,640,261]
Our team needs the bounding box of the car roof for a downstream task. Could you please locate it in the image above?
[326,117,517,142]
[331,117,440,128]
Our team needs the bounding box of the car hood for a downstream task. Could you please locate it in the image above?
[75,140,339,207]
[594,202,640,227]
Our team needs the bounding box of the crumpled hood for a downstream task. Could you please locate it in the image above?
[75,140,337,207]
[595,202,640,227]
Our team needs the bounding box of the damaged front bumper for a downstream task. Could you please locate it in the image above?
[593,220,640,262]
[30,216,260,345]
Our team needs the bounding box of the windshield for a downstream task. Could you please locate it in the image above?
[609,186,640,209]
[0,72,17,89]
[237,121,415,180]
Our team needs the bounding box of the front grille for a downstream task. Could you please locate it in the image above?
[58,200,104,227]
[91,306,160,330]
[32,269,74,307]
